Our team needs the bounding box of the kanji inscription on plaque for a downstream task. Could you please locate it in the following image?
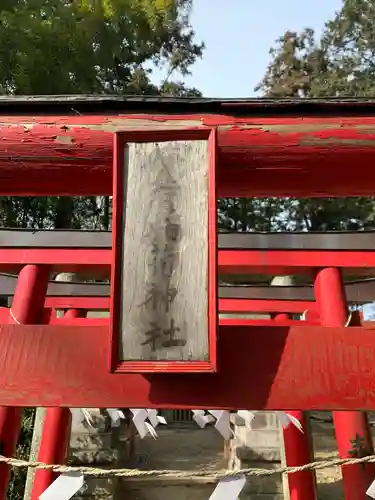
[118,139,211,362]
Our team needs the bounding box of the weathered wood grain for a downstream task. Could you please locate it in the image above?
[119,140,209,361]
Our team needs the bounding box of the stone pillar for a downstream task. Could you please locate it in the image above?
[23,408,46,500]
[69,409,121,500]
[230,412,284,500]
[24,273,129,500]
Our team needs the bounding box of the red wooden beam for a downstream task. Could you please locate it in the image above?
[1,307,317,325]
[0,308,8,322]
[1,114,375,197]
[219,318,317,326]
[49,317,107,326]
[0,324,375,409]
[42,297,313,313]
[0,248,110,274]
[48,317,315,327]
[220,299,312,314]
[44,297,109,309]
[1,248,375,274]
[218,250,375,275]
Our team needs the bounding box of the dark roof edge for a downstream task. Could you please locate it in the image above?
[2,95,375,116]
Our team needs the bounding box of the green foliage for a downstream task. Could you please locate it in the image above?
[0,196,112,231]
[220,0,375,237]
[218,198,289,232]
[0,0,203,234]
[7,409,35,500]
[255,28,328,98]
[218,197,375,232]
[0,0,203,95]
[256,0,375,97]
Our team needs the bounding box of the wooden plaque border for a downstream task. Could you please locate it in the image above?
[110,127,218,373]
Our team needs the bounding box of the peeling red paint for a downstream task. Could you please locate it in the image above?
[0,113,374,196]
[54,135,75,145]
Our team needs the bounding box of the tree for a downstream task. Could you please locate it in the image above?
[0,0,203,96]
[220,0,375,236]
[0,0,203,232]
[254,29,328,98]
[321,0,375,97]
[256,0,375,98]
[218,196,375,234]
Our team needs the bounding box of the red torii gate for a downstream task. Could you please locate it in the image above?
[0,96,375,500]
[0,234,372,500]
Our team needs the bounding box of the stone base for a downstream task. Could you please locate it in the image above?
[229,412,284,500]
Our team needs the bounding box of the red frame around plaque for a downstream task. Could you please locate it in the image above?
[110,127,218,373]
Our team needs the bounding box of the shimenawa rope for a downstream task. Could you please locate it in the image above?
[1,453,375,479]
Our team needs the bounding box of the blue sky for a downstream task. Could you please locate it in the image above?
[154,0,343,97]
